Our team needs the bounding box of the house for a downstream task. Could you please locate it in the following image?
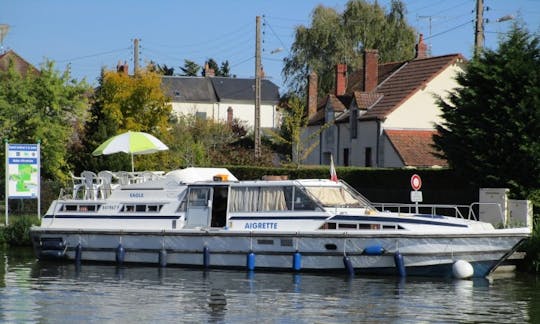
[161,65,281,130]
[0,49,39,76]
[304,35,465,168]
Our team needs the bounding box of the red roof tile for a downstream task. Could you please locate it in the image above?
[359,54,464,120]
[385,129,447,167]
[0,50,39,76]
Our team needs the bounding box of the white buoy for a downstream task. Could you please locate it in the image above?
[452,260,474,279]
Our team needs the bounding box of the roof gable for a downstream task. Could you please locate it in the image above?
[359,54,464,120]
[384,129,447,167]
[0,50,39,76]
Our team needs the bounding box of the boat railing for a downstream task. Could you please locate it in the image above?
[372,203,473,220]
[67,170,165,200]
[371,202,505,223]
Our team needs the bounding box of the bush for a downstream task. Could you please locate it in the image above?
[1,215,40,246]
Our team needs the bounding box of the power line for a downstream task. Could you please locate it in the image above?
[424,19,474,40]
[56,48,129,63]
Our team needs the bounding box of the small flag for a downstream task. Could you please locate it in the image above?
[330,154,338,182]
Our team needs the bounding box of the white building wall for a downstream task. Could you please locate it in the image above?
[171,102,279,129]
[350,121,379,166]
[381,134,404,167]
[384,64,463,129]
[301,126,321,165]
[337,121,350,166]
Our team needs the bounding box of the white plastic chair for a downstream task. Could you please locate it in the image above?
[69,171,85,199]
[98,171,118,199]
[80,171,101,200]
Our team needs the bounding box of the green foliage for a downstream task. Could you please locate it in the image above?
[266,95,330,167]
[73,66,173,172]
[168,115,274,168]
[180,60,201,76]
[283,0,416,95]
[434,24,540,199]
[0,60,91,181]
[0,215,40,246]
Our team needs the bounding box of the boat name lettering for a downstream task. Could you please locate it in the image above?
[244,222,278,230]
[101,205,118,210]
[129,193,144,198]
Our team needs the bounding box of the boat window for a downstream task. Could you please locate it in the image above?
[121,204,164,212]
[257,239,274,245]
[230,186,291,212]
[292,188,318,211]
[338,223,358,229]
[61,204,98,212]
[188,188,209,207]
[304,186,364,208]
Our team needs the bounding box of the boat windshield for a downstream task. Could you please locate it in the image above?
[303,185,368,208]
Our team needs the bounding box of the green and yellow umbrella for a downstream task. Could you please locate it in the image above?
[92,131,168,172]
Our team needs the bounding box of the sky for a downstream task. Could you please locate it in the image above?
[1,0,539,93]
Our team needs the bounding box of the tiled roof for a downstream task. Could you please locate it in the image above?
[346,61,403,93]
[0,50,39,76]
[359,54,464,120]
[353,91,384,110]
[308,94,347,125]
[384,129,447,167]
[161,76,279,104]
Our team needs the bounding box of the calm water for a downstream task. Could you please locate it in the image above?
[1,247,540,323]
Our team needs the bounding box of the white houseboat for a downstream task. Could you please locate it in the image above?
[30,168,530,278]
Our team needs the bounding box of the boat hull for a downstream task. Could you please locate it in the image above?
[30,227,527,278]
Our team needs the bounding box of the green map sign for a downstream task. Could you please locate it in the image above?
[6,144,40,198]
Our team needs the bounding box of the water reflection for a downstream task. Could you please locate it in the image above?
[1,247,540,323]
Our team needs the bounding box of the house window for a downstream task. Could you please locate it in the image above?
[350,109,358,139]
[196,111,207,120]
[365,147,372,167]
[343,148,349,166]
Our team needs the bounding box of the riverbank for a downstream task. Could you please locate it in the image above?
[0,215,39,246]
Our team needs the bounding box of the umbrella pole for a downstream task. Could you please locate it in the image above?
[131,153,134,173]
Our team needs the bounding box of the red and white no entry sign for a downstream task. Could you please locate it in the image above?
[411,174,422,191]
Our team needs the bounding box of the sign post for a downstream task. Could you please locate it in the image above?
[410,174,422,214]
[5,142,41,225]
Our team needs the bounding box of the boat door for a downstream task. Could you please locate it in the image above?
[185,187,213,228]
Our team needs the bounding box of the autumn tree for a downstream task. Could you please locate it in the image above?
[0,60,90,180]
[433,25,540,199]
[283,0,416,95]
[74,66,172,172]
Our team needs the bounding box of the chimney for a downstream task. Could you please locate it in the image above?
[307,71,318,119]
[363,50,378,92]
[335,63,347,96]
[204,62,215,77]
[415,34,428,59]
[116,61,129,75]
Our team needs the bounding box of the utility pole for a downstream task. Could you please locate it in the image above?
[254,16,262,159]
[134,38,140,74]
[474,0,484,58]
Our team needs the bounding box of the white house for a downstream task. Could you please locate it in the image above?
[161,70,281,130]
[304,35,466,168]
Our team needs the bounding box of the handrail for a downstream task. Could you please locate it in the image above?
[371,202,506,225]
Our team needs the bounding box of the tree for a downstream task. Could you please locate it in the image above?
[75,65,172,172]
[266,95,330,167]
[283,0,416,95]
[0,60,90,181]
[180,60,200,76]
[433,24,540,199]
